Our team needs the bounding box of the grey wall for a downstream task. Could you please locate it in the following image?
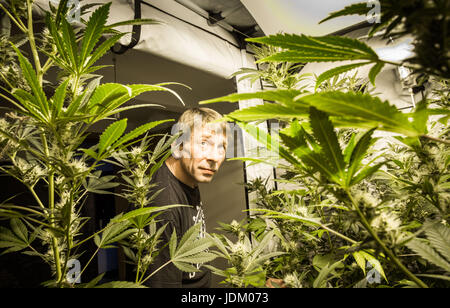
[200,159,248,287]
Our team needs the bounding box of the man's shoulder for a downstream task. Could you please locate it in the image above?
[151,179,187,207]
[149,162,197,224]
[151,164,185,201]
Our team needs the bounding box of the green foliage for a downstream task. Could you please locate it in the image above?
[202,2,449,288]
[169,224,216,273]
[312,258,344,288]
[0,218,34,254]
[247,33,384,87]
[206,223,284,288]
[300,91,422,137]
[0,1,195,288]
[231,43,308,90]
[233,108,383,190]
[94,220,136,249]
[320,0,450,79]
[98,118,128,155]
[406,222,450,280]
[202,89,434,139]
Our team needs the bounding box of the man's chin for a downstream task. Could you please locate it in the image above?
[196,175,214,183]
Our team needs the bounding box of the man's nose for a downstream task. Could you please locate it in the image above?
[206,146,223,163]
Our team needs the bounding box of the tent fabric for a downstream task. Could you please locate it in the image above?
[241,0,365,36]
[235,49,275,196]
[35,0,245,78]
[135,1,242,78]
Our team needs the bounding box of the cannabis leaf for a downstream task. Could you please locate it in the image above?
[98,118,128,155]
[10,45,49,121]
[0,218,33,254]
[299,91,421,137]
[111,204,188,224]
[94,220,136,249]
[352,250,387,282]
[406,222,450,277]
[310,107,346,182]
[319,3,369,25]
[224,103,308,122]
[112,119,174,149]
[247,34,384,86]
[201,88,305,106]
[169,224,216,273]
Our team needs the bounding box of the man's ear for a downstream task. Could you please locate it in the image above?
[171,142,182,159]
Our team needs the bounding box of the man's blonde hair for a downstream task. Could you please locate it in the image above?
[171,108,228,157]
[178,107,224,128]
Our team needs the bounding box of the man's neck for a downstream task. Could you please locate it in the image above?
[165,157,197,188]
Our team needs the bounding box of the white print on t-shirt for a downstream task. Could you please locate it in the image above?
[189,203,206,279]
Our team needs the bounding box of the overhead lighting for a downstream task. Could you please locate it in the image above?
[375,38,414,63]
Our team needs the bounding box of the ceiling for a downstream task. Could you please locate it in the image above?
[188,0,365,37]
[188,0,264,36]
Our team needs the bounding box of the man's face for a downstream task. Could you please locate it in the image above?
[179,125,226,184]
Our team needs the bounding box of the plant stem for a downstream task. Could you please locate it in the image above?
[27,185,46,209]
[2,204,45,217]
[41,132,63,284]
[0,3,27,32]
[135,231,143,283]
[320,224,357,245]
[0,71,14,89]
[42,58,55,76]
[23,215,53,228]
[381,60,420,72]
[345,190,429,288]
[422,135,450,145]
[75,246,100,284]
[71,224,109,248]
[49,172,63,284]
[62,193,76,283]
[141,260,172,285]
[26,0,43,85]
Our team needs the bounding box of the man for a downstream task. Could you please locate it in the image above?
[145,107,227,288]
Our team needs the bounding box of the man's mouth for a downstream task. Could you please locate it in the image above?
[199,167,216,175]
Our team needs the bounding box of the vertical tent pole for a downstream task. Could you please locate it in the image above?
[235,49,275,210]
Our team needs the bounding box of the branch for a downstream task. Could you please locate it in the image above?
[0,3,27,32]
[422,135,450,145]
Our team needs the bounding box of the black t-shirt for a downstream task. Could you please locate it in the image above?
[144,161,211,288]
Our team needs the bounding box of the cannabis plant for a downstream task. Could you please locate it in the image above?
[205,219,284,288]
[201,2,449,288]
[230,43,309,90]
[0,0,213,287]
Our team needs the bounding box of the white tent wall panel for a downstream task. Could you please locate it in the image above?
[241,0,365,36]
[235,49,275,209]
[135,0,243,79]
[35,0,243,78]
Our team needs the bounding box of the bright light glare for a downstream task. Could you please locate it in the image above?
[375,38,414,63]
